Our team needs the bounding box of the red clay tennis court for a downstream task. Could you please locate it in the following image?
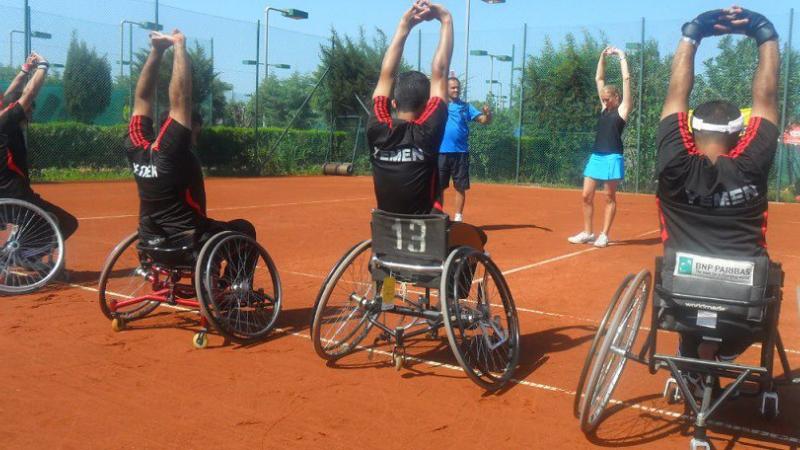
[1,176,798,449]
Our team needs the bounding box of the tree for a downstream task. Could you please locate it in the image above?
[248,71,319,129]
[313,27,412,123]
[63,31,113,123]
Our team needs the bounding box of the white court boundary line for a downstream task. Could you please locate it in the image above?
[69,281,799,446]
[76,197,372,221]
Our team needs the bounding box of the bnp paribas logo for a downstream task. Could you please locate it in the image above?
[678,256,694,275]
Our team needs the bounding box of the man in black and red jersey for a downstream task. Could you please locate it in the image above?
[126,30,254,248]
[368,1,485,249]
[657,7,780,363]
[0,52,78,239]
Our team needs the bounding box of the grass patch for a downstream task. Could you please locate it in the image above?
[30,167,132,183]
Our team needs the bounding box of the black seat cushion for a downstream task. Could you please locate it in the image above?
[137,230,197,268]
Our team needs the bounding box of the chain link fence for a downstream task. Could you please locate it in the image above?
[0,2,796,201]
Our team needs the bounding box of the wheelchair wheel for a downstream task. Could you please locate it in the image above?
[441,246,520,391]
[98,232,160,321]
[196,231,282,344]
[0,199,64,295]
[311,240,376,360]
[579,269,651,433]
[573,273,635,418]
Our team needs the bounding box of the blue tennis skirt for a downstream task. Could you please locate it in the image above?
[583,152,624,181]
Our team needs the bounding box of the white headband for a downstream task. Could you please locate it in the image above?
[692,115,744,134]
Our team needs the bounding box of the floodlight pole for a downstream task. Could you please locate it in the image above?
[24,0,30,58]
[775,8,794,201]
[509,44,515,110]
[515,23,527,184]
[9,30,23,67]
[255,19,261,144]
[465,0,471,101]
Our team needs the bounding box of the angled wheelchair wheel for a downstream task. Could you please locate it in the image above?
[441,246,520,391]
[98,232,160,321]
[579,269,651,434]
[574,273,635,418]
[311,240,377,360]
[0,199,64,295]
[196,231,282,344]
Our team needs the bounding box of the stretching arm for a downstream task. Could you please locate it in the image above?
[660,40,696,119]
[428,4,453,101]
[373,4,425,99]
[750,40,779,124]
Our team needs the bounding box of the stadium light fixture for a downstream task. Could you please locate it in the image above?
[9,29,51,66]
[268,63,291,69]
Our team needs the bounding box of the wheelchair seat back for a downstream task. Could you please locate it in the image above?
[657,248,782,337]
[136,229,197,268]
[370,209,448,288]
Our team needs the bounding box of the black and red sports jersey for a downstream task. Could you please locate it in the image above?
[656,112,778,257]
[125,115,206,239]
[367,96,448,215]
[0,102,31,198]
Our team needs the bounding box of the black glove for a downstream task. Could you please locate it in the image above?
[736,9,779,46]
[681,9,727,42]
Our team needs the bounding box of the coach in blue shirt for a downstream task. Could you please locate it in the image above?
[438,76,491,222]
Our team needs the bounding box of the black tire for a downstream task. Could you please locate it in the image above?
[0,199,64,295]
[311,240,376,360]
[573,273,635,418]
[196,231,282,344]
[441,246,520,391]
[98,232,160,321]
[579,269,651,433]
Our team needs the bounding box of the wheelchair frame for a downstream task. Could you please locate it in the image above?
[310,210,520,391]
[577,257,796,450]
[98,230,282,348]
[0,198,65,295]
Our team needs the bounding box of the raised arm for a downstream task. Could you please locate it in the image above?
[373,2,426,99]
[662,7,749,119]
[2,54,35,104]
[660,40,696,119]
[736,9,780,124]
[428,4,453,101]
[595,48,608,106]
[133,32,173,119]
[616,48,633,121]
[17,52,48,114]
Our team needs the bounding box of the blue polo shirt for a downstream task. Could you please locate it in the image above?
[440,99,482,154]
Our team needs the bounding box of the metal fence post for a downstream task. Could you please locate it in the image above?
[417,28,421,72]
[635,17,645,193]
[515,23,527,184]
[776,8,794,202]
[24,0,30,57]
[209,37,214,125]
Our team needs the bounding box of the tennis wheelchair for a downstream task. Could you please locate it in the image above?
[310,209,520,391]
[0,198,65,295]
[98,227,281,349]
[576,248,796,449]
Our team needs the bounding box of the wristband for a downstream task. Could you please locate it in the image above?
[681,36,699,47]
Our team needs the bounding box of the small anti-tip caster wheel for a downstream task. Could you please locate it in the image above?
[111,318,125,332]
[193,332,209,349]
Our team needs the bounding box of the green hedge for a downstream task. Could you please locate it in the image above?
[26,122,356,177]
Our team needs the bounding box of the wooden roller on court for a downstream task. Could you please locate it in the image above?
[322,162,354,176]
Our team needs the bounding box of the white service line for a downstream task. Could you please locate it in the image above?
[501,228,660,276]
[76,197,372,221]
[70,281,800,445]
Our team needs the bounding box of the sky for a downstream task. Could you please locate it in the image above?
[0,0,796,103]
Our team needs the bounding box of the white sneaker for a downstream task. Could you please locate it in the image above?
[567,231,594,244]
[453,213,463,222]
[593,233,609,248]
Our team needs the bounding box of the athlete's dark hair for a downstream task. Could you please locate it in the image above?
[448,77,460,85]
[693,100,742,151]
[393,71,430,113]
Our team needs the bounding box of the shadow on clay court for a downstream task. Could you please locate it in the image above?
[479,224,553,233]
[329,325,598,394]
[110,306,312,350]
[586,377,800,449]
[612,237,662,247]
[584,392,687,448]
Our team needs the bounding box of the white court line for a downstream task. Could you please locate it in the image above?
[69,281,800,445]
[76,197,372,221]
[501,228,660,276]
